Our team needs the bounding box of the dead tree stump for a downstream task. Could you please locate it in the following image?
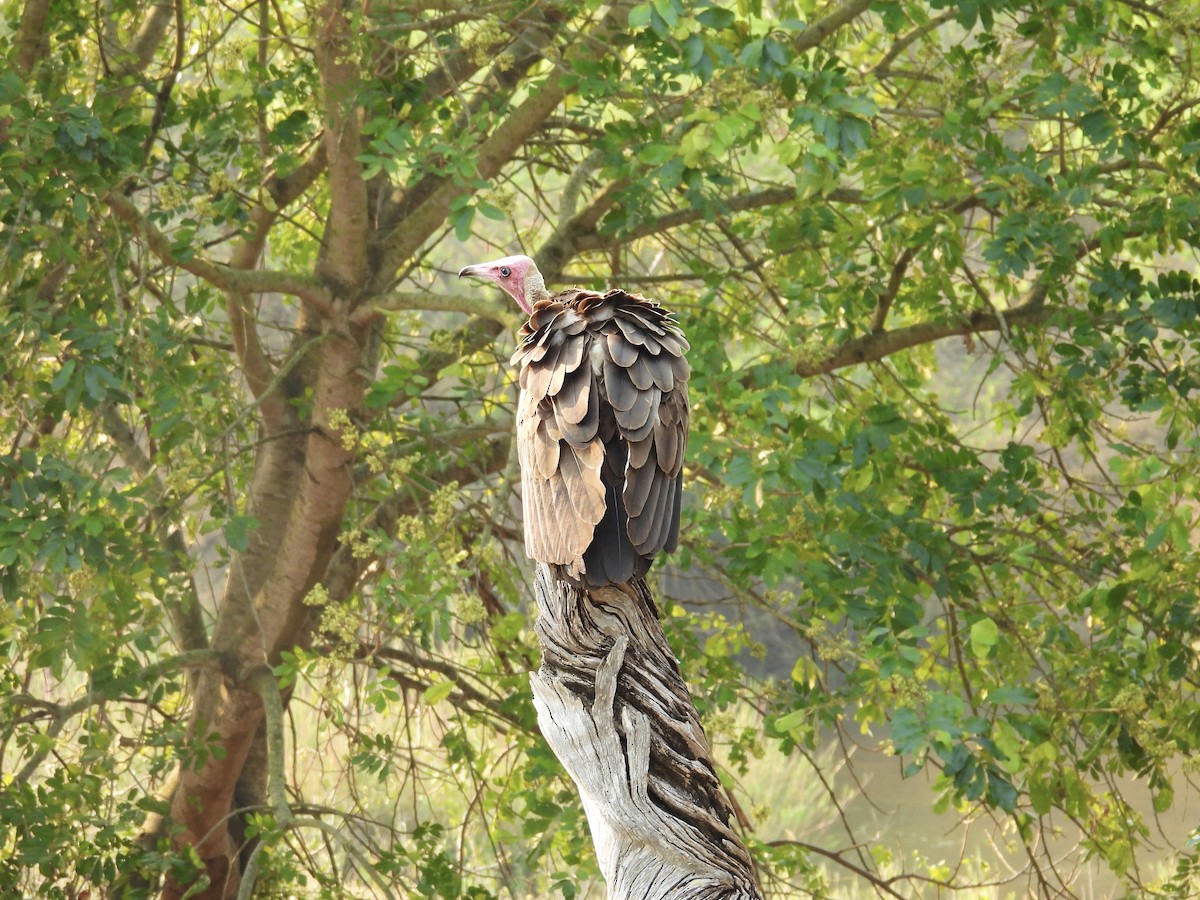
[529,564,762,899]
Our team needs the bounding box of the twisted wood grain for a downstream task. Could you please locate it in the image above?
[529,565,762,899]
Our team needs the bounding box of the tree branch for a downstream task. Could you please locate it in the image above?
[226,144,329,427]
[325,430,512,596]
[800,299,1054,377]
[107,192,334,310]
[229,138,328,273]
[7,649,221,787]
[872,9,955,74]
[127,0,178,75]
[367,645,523,730]
[538,178,625,274]
[14,0,51,78]
[371,4,637,290]
[100,404,209,656]
[559,148,606,227]
[314,1,370,293]
[248,667,290,824]
[235,672,291,900]
[139,0,186,161]
[766,840,906,899]
[371,73,572,287]
[363,289,515,325]
[838,221,1143,386]
[869,244,918,332]
[98,0,178,114]
[573,186,864,253]
[793,0,876,54]
[380,10,563,232]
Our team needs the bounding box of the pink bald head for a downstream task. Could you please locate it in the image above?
[458,254,548,315]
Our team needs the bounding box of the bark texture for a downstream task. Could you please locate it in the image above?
[529,565,762,899]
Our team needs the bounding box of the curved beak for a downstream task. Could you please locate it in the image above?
[458,264,485,279]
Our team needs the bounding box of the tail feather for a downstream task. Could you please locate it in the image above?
[583,472,638,586]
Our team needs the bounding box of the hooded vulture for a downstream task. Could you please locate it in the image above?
[459,254,690,587]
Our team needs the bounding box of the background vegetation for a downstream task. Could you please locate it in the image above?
[2,0,1199,896]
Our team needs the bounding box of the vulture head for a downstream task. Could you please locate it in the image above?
[458,254,549,315]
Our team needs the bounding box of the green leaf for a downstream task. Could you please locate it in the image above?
[476,201,507,221]
[224,515,260,553]
[423,680,455,705]
[629,3,652,28]
[637,144,675,166]
[969,618,1000,660]
[450,205,475,241]
[696,7,735,28]
[774,709,807,733]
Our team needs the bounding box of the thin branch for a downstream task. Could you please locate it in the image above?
[1149,97,1200,139]
[371,73,572,287]
[288,817,398,899]
[226,143,328,426]
[7,649,221,786]
[365,645,521,730]
[321,431,511,610]
[799,299,1053,377]
[870,244,918,332]
[107,192,334,311]
[574,186,865,253]
[793,0,876,54]
[872,9,955,74]
[365,289,515,325]
[767,840,906,899]
[1112,0,1173,19]
[718,220,786,315]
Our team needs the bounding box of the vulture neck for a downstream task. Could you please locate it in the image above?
[523,267,551,312]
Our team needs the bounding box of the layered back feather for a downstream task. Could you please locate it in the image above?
[510,287,690,586]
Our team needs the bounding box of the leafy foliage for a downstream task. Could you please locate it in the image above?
[1,0,1199,897]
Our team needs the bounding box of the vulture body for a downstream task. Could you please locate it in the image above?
[459,256,690,586]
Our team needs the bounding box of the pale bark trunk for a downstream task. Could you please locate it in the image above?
[529,565,762,899]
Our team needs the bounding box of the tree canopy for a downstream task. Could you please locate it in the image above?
[2,0,1199,896]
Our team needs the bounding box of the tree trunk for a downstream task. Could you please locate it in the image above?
[529,565,762,899]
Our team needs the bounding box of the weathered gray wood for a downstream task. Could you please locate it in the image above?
[529,564,762,900]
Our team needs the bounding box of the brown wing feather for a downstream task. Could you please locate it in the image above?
[519,393,575,563]
[603,358,638,411]
[513,299,605,576]
[555,369,600,449]
[555,366,591,425]
[518,390,603,574]
[533,415,560,479]
[606,332,639,366]
[627,473,667,547]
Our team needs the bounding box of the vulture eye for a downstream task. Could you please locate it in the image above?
[500,266,512,278]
